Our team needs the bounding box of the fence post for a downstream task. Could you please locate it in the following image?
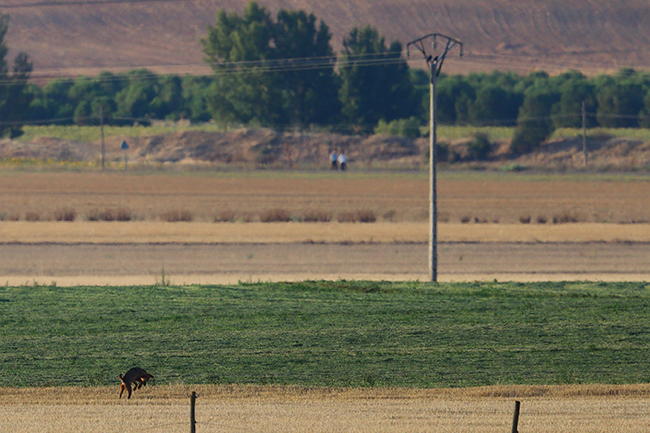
[511,400,521,433]
[190,391,197,433]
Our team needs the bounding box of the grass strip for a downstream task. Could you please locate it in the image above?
[21,124,650,143]
[1,281,650,388]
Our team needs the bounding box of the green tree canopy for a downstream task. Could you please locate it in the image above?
[181,76,212,122]
[468,85,521,126]
[551,71,597,128]
[274,9,340,126]
[202,2,339,127]
[114,73,158,121]
[510,86,560,155]
[596,81,644,128]
[640,91,650,128]
[0,15,33,137]
[34,78,76,122]
[436,75,475,125]
[338,25,417,132]
[202,3,280,125]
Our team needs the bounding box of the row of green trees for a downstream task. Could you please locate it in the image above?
[433,68,650,153]
[0,15,34,138]
[4,4,650,154]
[27,71,214,126]
[29,66,650,131]
[436,68,650,129]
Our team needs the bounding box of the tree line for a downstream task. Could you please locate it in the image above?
[3,3,650,154]
[434,68,650,153]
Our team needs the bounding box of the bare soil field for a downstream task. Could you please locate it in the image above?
[1,240,649,286]
[0,171,648,283]
[0,171,649,224]
[3,384,650,433]
[4,0,650,76]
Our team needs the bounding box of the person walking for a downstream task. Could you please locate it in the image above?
[330,150,338,170]
[338,152,347,171]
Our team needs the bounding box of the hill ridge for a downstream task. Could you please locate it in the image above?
[3,0,650,77]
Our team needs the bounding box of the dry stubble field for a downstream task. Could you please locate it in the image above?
[4,385,650,433]
[1,171,649,224]
[0,170,649,283]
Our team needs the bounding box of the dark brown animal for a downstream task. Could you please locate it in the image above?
[119,367,154,399]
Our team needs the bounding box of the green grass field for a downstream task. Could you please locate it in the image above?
[19,124,228,143]
[2,281,650,388]
[19,124,650,143]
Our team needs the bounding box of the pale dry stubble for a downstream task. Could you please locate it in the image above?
[3,385,650,433]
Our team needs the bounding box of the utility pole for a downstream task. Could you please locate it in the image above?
[99,104,105,170]
[582,101,588,167]
[407,34,462,282]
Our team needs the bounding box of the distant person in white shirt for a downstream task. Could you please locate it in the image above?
[338,152,347,171]
[330,150,338,170]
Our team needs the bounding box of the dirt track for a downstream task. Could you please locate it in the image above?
[2,241,648,286]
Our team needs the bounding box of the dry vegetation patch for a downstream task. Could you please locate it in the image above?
[214,209,236,222]
[336,209,376,223]
[259,208,292,223]
[86,207,134,222]
[4,385,650,433]
[301,209,332,222]
[52,207,76,222]
[160,209,193,222]
[5,383,650,405]
[0,221,649,244]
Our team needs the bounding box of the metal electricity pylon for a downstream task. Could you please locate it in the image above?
[407,34,462,282]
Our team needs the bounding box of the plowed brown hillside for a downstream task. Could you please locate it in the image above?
[3,0,650,76]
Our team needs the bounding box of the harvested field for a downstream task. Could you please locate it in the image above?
[0,171,649,224]
[3,385,650,433]
[0,171,649,283]
[1,221,649,244]
[1,240,649,286]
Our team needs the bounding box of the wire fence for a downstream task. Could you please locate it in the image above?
[5,393,650,433]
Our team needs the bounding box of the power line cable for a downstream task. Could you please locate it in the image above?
[0,51,410,86]
[24,49,407,78]
[22,50,650,80]
[0,0,194,8]
[12,110,650,130]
